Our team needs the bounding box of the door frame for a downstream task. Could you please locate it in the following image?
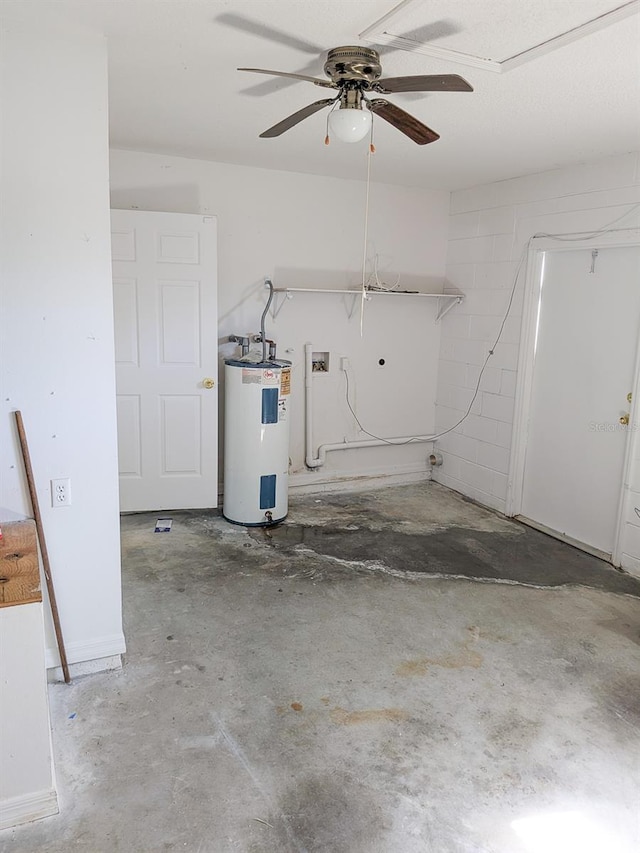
[506,228,640,566]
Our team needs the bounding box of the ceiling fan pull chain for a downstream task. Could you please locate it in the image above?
[324,100,340,145]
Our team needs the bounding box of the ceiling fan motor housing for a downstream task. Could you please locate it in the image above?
[324,46,382,86]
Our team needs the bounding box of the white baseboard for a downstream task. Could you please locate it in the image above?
[45,632,126,678]
[218,463,432,502]
[47,653,123,683]
[0,788,58,831]
[433,471,507,514]
[289,464,431,496]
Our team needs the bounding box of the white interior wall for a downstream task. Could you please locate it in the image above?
[0,20,124,672]
[109,149,450,489]
[433,152,640,569]
[0,602,57,827]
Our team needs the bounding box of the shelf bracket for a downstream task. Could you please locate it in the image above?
[270,289,293,320]
[436,295,463,323]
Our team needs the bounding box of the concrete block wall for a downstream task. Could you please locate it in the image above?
[433,152,640,514]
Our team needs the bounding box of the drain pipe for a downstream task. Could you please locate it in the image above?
[304,343,436,469]
[305,344,321,467]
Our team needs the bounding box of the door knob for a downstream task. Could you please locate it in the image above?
[203,378,215,389]
[620,414,630,425]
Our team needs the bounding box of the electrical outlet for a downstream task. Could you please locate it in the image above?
[51,478,71,507]
[340,357,350,372]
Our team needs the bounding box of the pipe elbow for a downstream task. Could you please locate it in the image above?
[305,449,324,469]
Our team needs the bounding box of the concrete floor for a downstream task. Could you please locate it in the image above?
[4,482,640,852]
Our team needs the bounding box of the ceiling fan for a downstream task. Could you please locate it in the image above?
[239,45,473,145]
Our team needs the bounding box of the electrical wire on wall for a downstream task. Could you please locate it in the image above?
[364,253,401,291]
[343,201,640,444]
[532,203,640,243]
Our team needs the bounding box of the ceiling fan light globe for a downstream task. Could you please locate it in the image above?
[328,108,371,143]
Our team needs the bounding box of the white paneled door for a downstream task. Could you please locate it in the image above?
[111,210,218,511]
[519,246,640,557]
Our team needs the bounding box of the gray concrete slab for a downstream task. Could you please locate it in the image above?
[258,484,640,596]
[4,482,640,852]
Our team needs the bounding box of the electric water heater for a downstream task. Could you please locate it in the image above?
[223,358,291,526]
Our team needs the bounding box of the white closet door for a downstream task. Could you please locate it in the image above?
[111,210,218,511]
[520,246,640,556]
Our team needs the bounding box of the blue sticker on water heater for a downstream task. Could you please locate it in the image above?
[261,387,279,424]
[260,474,276,509]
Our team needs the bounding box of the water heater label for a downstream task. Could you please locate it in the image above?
[281,368,291,395]
[242,369,261,384]
[279,398,288,422]
[262,368,279,385]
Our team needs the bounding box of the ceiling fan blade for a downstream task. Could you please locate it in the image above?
[376,74,473,94]
[217,13,323,55]
[368,99,440,145]
[241,59,326,97]
[259,98,336,138]
[238,67,336,88]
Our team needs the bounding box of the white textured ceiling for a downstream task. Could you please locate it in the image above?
[2,0,639,190]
